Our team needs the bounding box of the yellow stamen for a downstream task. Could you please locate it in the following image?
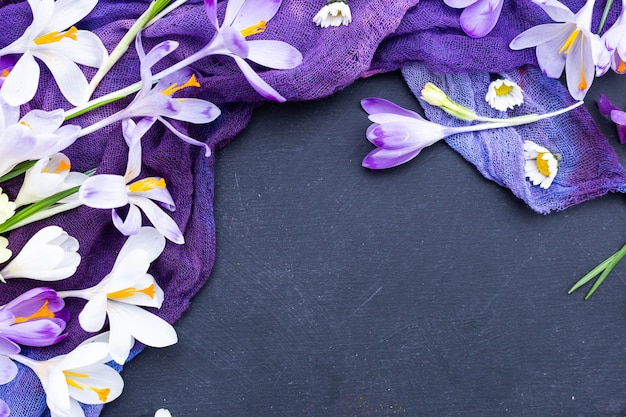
[559,29,580,55]
[536,153,552,177]
[161,74,200,96]
[617,59,626,74]
[240,20,266,37]
[34,26,79,45]
[494,83,513,97]
[64,370,88,390]
[19,121,31,128]
[1,69,9,77]
[107,284,156,300]
[13,300,55,324]
[91,387,111,402]
[127,177,166,193]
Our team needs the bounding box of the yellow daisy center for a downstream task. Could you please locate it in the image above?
[34,26,79,45]
[494,83,513,97]
[536,153,552,177]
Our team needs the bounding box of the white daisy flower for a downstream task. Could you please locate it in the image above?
[486,78,524,111]
[0,188,15,225]
[313,0,352,28]
[523,140,561,189]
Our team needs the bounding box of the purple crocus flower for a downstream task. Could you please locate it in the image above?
[598,94,626,144]
[0,399,8,417]
[0,287,69,347]
[0,287,68,385]
[444,0,504,38]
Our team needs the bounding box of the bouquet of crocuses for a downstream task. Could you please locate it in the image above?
[0,0,302,415]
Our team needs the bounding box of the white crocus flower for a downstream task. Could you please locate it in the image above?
[58,227,178,365]
[313,0,352,28]
[14,153,88,207]
[509,0,602,100]
[78,127,184,244]
[0,237,10,265]
[155,409,172,417]
[0,188,16,225]
[485,78,524,111]
[0,0,108,106]
[0,100,81,178]
[9,338,123,417]
[0,226,80,282]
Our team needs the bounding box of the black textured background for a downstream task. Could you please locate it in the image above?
[101,70,626,417]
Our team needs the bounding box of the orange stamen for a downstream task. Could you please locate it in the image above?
[34,26,79,45]
[559,29,580,55]
[617,59,626,74]
[1,69,9,77]
[240,20,266,37]
[91,387,111,402]
[578,65,587,91]
[161,74,200,96]
[127,178,166,193]
[13,300,55,324]
[107,284,156,300]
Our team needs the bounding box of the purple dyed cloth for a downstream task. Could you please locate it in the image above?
[0,0,623,415]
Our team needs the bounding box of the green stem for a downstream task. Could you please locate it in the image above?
[568,241,626,299]
[87,0,173,98]
[0,160,37,183]
[597,0,615,34]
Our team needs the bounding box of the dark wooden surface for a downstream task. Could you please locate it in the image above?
[101,70,626,417]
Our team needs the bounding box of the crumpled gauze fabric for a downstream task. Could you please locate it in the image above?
[401,63,626,214]
[0,0,624,415]
[0,0,419,416]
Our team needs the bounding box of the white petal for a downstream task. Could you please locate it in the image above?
[113,226,165,268]
[234,0,281,30]
[0,51,40,106]
[79,175,129,208]
[246,40,302,69]
[108,302,178,348]
[78,293,108,332]
[107,314,135,364]
[46,30,108,68]
[133,197,185,244]
[232,55,285,102]
[61,342,110,369]
[112,204,143,237]
[66,363,124,405]
[33,50,90,105]
[44,0,98,33]
[166,98,220,124]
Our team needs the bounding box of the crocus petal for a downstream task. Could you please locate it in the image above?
[43,0,98,33]
[534,0,577,22]
[112,204,143,236]
[204,0,219,28]
[445,0,478,6]
[79,175,129,208]
[221,26,249,58]
[231,55,285,102]
[0,356,17,385]
[223,0,246,27]
[246,40,303,69]
[610,109,626,144]
[0,51,40,106]
[26,0,56,36]
[132,197,184,244]
[234,0,281,30]
[113,227,166,268]
[20,109,65,133]
[78,293,108,332]
[159,117,211,157]
[108,302,177,348]
[366,122,438,149]
[361,97,421,118]
[535,37,567,78]
[564,35,594,100]
[0,399,9,417]
[362,147,424,170]
[509,23,568,50]
[107,315,135,364]
[33,50,89,105]
[66,363,123,405]
[165,98,221,124]
[61,341,110,369]
[48,30,107,68]
[459,0,504,38]
[46,369,73,415]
